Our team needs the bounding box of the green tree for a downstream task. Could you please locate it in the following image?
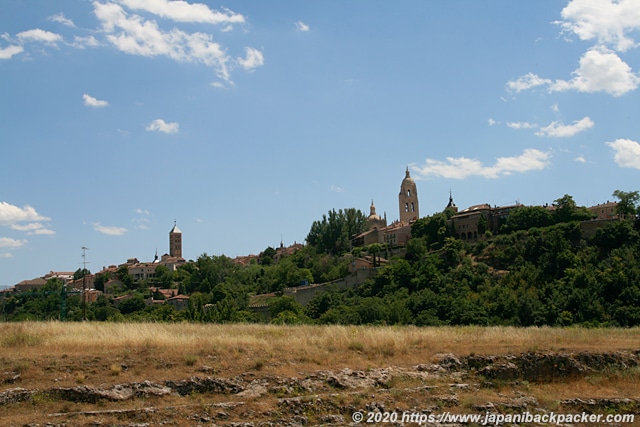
[364,243,387,268]
[154,264,173,288]
[612,189,640,220]
[553,194,594,223]
[306,208,367,254]
[477,214,488,237]
[116,265,134,290]
[268,296,304,319]
[118,295,145,315]
[93,272,109,292]
[411,213,450,249]
[73,268,91,281]
[272,258,313,293]
[503,206,553,232]
[260,246,276,266]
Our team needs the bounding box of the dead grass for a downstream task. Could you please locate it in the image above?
[1,323,639,425]
[2,323,639,378]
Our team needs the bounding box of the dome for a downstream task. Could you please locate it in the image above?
[368,200,381,220]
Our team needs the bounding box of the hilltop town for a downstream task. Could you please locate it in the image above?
[1,168,632,324]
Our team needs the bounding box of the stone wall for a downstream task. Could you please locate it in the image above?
[282,268,376,306]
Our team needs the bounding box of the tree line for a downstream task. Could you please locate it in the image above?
[2,192,639,326]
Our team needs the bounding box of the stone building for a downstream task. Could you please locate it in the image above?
[399,167,419,223]
[450,203,523,241]
[352,168,419,248]
[451,204,492,241]
[587,201,618,221]
[169,222,182,258]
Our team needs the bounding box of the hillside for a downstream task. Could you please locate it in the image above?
[2,201,640,327]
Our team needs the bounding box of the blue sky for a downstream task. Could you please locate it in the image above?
[2,0,640,287]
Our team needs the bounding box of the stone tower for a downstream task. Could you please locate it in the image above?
[399,167,419,222]
[169,221,182,258]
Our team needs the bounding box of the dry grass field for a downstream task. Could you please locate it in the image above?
[1,322,639,426]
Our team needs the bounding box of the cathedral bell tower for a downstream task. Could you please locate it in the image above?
[399,167,419,222]
[169,221,182,258]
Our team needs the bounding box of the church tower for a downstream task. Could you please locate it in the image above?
[169,221,182,258]
[399,167,419,222]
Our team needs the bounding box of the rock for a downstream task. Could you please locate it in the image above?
[318,414,345,424]
[198,365,215,373]
[165,376,245,396]
[1,371,20,384]
[0,387,33,405]
[434,353,463,371]
[45,381,171,403]
[518,352,587,381]
[237,380,268,398]
[478,362,519,380]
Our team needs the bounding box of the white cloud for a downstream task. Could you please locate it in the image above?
[93,222,128,236]
[295,21,310,32]
[0,237,27,248]
[557,0,640,52]
[506,72,552,93]
[0,253,13,258]
[0,45,24,60]
[330,185,344,193]
[551,104,560,113]
[575,156,587,164]
[132,209,152,229]
[0,202,50,226]
[488,118,498,126]
[507,121,537,130]
[413,149,552,180]
[146,118,179,134]
[550,48,640,96]
[17,29,63,45]
[606,138,640,169]
[10,222,55,235]
[535,117,594,137]
[118,0,245,25]
[72,35,100,49]
[48,13,76,28]
[237,47,264,71]
[94,1,234,81]
[83,93,109,108]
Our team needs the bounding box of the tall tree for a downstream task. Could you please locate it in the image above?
[503,206,553,232]
[553,194,593,223]
[612,190,640,220]
[73,268,91,281]
[411,212,450,249]
[306,208,367,254]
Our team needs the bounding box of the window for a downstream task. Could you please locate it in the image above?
[407,189,411,197]
[411,203,415,212]
[405,203,409,212]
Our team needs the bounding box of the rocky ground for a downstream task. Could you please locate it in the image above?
[1,350,639,426]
